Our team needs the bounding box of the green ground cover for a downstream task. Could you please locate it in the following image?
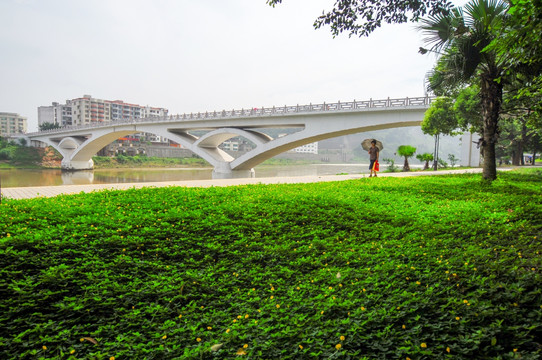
[1,170,541,359]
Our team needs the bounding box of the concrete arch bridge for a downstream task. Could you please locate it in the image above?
[21,96,434,179]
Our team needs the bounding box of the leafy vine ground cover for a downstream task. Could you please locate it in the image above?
[0,170,541,359]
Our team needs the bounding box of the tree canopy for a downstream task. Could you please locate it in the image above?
[39,122,61,132]
[397,145,417,171]
[421,96,458,136]
[416,152,434,169]
[266,0,454,37]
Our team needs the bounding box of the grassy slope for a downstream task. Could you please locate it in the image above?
[0,170,541,359]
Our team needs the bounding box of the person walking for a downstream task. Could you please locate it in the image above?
[368,139,379,177]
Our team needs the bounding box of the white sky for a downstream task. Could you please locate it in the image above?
[1,0,468,132]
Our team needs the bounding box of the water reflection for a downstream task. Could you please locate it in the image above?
[61,171,94,185]
[1,169,65,187]
[0,164,385,188]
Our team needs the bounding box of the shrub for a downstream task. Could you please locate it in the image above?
[448,154,458,168]
[383,157,399,172]
[438,158,449,169]
[0,147,15,160]
[116,154,128,164]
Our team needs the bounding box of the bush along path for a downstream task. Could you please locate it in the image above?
[0,169,541,359]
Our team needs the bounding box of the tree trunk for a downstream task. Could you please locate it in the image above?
[520,120,531,166]
[511,144,521,166]
[403,158,410,172]
[480,72,503,181]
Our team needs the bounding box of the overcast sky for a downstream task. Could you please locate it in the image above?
[1,0,467,132]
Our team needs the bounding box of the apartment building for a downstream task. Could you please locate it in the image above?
[37,95,170,143]
[0,112,28,136]
[37,102,73,126]
[68,95,111,124]
[109,100,142,121]
[38,95,168,127]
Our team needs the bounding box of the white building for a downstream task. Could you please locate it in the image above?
[38,102,73,127]
[0,112,27,135]
[221,140,239,151]
[277,133,318,154]
[142,106,168,118]
[292,142,318,154]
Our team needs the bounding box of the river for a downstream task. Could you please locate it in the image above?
[0,164,390,188]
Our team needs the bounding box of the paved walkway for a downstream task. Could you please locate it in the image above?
[0,168,494,200]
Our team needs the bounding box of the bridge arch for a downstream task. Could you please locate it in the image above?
[58,137,84,150]
[231,110,423,171]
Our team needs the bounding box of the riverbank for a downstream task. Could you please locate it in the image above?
[0,154,316,170]
[0,167,506,200]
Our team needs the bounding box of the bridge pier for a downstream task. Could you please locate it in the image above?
[61,159,94,171]
[212,168,255,179]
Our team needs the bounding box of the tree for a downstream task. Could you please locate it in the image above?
[498,114,540,165]
[421,97,458,136]
[491,0,542,115]
[266,0,453,37]
[39,122,61,132]
[397,145,416,171]
[421,96,458,170]
[416,152,434,169]
[495,73,542,165]
[447,154,458,167]
[418,0,509,181]
[525,131,542,165]
[454,85,483,134]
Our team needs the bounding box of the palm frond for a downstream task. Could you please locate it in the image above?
[417,7,463,54]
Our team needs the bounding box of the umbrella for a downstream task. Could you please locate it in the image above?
[361,139,383,151]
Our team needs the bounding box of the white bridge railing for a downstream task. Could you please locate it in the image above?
[25,96,434,136]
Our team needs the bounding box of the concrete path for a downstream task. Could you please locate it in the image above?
[0,168,491,200]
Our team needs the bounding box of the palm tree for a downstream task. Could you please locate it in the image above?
[416,153,434,170]
[397,145,417,172]
[418,0,509,181]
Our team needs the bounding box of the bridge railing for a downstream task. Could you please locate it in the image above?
[24,96,434,136]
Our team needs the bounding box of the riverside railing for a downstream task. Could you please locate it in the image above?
[23,96,434,136]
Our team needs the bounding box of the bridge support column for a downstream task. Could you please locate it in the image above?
[61,159,94,171]
[212,169,255,179]
[211,162,255,179]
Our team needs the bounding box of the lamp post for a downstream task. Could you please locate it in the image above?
[433,134,440,171]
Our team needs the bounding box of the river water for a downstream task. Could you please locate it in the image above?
[0,164,384,188]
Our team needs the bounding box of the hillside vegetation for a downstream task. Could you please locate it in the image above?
[0,170,541,359]
[0,138,44,168]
